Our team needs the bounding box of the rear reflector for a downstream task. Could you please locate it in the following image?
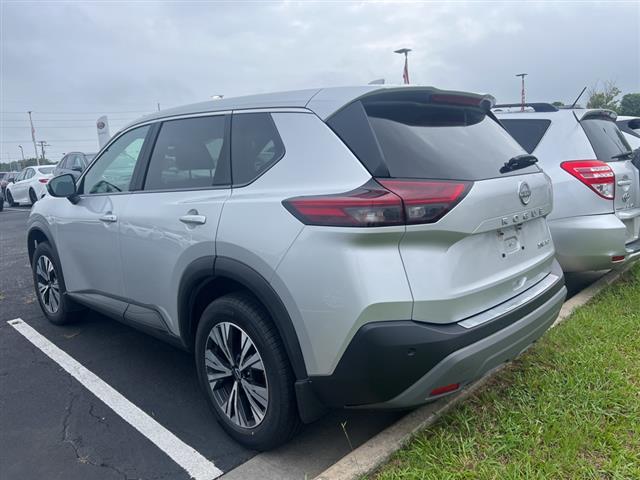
[283,179,471,227]
[561,160,614,199]
[38,178,49,184]
[430,383,460,396]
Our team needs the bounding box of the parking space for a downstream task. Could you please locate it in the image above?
[0,207,401,479]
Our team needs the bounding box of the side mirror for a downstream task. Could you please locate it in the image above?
[47,174,80,204]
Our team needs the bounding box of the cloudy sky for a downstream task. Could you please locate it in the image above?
[1,0,638,164]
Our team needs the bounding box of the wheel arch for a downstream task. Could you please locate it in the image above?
[178,256,309,382]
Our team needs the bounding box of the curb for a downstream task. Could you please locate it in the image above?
[314,266,633,480]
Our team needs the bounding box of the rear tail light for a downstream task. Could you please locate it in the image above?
[282,179,471,227]
[612,255,626,263]
[38,178,49,184]
[561,160,614,199]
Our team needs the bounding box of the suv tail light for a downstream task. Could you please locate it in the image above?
[283,179,471,227]
[561,160,614,199]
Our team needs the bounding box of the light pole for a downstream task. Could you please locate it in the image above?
[18,145,25,161]
[28,111,40,165]
[394,48,412,84]
[516,73,528,111]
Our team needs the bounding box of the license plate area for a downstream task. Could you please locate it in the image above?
[498,226,522,257]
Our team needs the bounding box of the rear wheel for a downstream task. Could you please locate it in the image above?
[29,188,38,205]
[6,190,16,207]
[32,242,82,325]
[195,292,300,450]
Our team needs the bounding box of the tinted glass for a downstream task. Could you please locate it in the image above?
[499,119,551,154]
[25,168,35,179]
[329,92,536,181]
[582,117,632,161]
[83,125,149,194]
[232,113,285,185]
[144,115,229,191]
[38,167,55,174]
[57,157,68,170]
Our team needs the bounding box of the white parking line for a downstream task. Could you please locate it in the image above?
[7,318,223,480]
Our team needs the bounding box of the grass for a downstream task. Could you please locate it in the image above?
[373,265,640,480]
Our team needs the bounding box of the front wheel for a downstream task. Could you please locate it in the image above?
[6,190,16,207]
[195,292,300,450]
[32,242,82,325]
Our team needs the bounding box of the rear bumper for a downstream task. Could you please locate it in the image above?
[308,261,566,409]
[549,213,640,272]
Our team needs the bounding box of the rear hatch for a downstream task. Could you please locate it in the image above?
[580,111,640,244]
[327,88,556,324]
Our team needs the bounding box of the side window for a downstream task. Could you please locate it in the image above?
[143,115,230,191]
[16,170,26,181]
[58,156,68,170]
[231,113,285,185]
[499,119,551,154]
[82,125,150,194]
[25,168,35,179]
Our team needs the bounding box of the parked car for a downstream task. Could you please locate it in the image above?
[5,165,55,206]
[616,116,640,173]
[0,171,19,196]
[28,86,566,449]
[53,152,96,179]
[0,187,4,212]
[495,103,640,272]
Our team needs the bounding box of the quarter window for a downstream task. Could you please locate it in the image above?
[499,119,551,154]
[144,115,230,191]
[231,113,285,185]
[82,125,150,194]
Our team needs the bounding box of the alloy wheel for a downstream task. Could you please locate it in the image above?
[205,322,269,429]
[36,255,60,314]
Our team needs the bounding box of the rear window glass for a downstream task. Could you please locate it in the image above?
[499,119,551,154]
[328,91,537,181]
[38,167,55,174]
[581,117,632,161]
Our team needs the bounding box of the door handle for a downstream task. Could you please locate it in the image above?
[99,214,118,223]
[179,214,207,225]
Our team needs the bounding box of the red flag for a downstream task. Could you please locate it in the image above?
[402,56,410,84]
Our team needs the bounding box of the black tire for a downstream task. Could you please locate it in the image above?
[195,292,301,450]
[6,190,16,207]
[29,188,38,205]
[32,242,82,325]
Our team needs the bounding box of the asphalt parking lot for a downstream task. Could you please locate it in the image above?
[0,205,607,480]
[0,206,403,480]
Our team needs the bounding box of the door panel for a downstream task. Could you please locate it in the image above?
[119,190,230,335]
[55,194,131,295]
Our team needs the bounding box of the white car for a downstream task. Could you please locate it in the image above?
[5,165,56,206]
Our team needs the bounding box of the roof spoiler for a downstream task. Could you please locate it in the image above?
[492,103,558,112]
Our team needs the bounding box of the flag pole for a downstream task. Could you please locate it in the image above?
[394,48,412,85]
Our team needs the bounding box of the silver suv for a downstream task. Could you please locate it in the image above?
[495,104,640,272]
[28,86,566,450]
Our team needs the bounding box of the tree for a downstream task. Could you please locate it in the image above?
[587,80,621,111]
[619,93,640,116]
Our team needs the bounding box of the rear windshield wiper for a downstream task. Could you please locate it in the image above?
[611,150,634,160]
[500,154,538,174]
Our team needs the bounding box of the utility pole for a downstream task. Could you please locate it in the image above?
[394,48,412,84]
[37,141,50,163]
[28,111,39,165]
[516,73,528,111]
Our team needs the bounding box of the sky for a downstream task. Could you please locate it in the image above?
[1,0,639,165]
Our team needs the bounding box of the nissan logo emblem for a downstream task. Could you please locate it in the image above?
[518,182,531,205]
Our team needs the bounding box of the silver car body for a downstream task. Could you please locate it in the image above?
[496,107,640,272]
[28,86,565,411]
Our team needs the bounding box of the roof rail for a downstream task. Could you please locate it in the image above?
[492,103,559,112]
